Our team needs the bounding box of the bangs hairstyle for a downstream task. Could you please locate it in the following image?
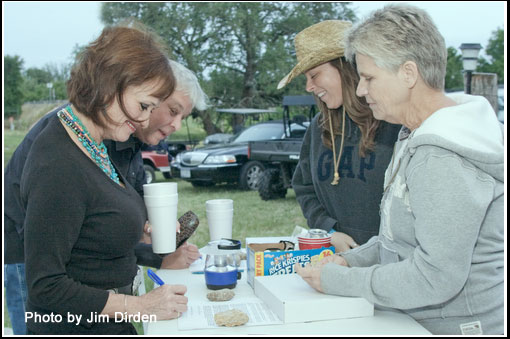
[67,22,175,127]
[317,58,380,157]
[345,4,447,90]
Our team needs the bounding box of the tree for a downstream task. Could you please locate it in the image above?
[101,2,231,134]
[477,27,504,84]
[445,47,464,90]
[25,67,53,84]
[21,63,69,102]
[207,2,356,107]
[4,55,24,118]
[100,2,356,134]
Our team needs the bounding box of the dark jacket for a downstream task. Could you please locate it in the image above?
[4,104,162,268]
[292,112,400,245]
[21,114,146,334]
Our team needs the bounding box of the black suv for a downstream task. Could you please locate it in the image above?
[171,120,307,190]
[248,95,316,199]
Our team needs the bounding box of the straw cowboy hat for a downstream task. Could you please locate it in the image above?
[277,20,352,89]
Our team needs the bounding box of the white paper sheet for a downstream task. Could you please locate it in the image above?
[178,296,283,330]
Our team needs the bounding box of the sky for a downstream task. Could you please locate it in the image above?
[2,1,506,71]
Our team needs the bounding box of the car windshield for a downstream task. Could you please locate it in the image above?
[233,123,283,143]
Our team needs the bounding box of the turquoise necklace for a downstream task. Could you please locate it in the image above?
[57,105,120,185]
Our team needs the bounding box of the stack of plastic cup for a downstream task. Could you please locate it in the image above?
[143,183,178,254]
[205,199,233,241]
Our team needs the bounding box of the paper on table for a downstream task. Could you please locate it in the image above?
[178,296,283,330]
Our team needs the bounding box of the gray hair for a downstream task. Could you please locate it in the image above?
[345,3,447,90]
[168,59,209,110]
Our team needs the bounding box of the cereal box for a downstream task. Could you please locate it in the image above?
[246,242,335,288]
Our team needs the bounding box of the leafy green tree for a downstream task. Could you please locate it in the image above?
[100,2,355,134]
[21,63,69,102]
[445,47,464,91]
[20,77,47,102]
[477,27,504,84]
[101,2,232,134]
[25,67,53,84]
[4,55,24,118]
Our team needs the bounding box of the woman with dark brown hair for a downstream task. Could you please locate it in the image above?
[21,23,187,335]
[278,20,400,251]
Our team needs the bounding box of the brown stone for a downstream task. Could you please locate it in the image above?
[214,309,249,327]
[207,288,235,302]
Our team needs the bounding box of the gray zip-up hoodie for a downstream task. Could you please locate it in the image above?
[320,94,504,335]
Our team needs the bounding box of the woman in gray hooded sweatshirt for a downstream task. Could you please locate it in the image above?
[295,4,504,335]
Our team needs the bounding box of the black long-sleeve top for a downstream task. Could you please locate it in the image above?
[292,113,401,245]
[21,114,147,334]
[4,104,163,268]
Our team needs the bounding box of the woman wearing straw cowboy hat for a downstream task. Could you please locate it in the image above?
[278,20,400,252]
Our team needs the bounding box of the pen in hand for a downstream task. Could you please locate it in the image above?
[147,269,165,286]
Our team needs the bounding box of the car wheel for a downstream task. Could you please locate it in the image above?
[239,161,264,190]
[258,168,287,200]
[162,172,172,179]
[144,164,156,184]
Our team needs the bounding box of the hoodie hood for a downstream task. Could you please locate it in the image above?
[408,93,504,181]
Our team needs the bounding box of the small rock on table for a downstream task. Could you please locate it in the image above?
[214,309,249,327]
[207,288,235,301]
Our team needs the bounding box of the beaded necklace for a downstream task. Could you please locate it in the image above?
[57,105,120,185]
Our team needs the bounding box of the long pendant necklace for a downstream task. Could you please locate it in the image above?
[328,106,346,185]
[57,106,120,185]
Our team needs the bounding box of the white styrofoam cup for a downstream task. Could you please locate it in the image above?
[144,194,178,253]
[143,182,178,196]
[206,208,233,241]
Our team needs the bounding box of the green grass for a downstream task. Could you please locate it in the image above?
[4,129,27,168]
[167,116,207,143]
[170,176,306,249]
[4,131,307,334]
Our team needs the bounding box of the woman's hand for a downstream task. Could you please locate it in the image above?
[330,232,358,253]
[141,221,152,244]
[135,284,188,320]
[160,242,201,269]
[294,263,323,292]
[294,254,349,293]
[317,253,349,268]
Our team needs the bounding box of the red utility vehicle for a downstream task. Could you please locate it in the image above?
[142,150,171,183]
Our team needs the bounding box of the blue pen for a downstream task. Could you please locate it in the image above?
[147,269,165,286]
